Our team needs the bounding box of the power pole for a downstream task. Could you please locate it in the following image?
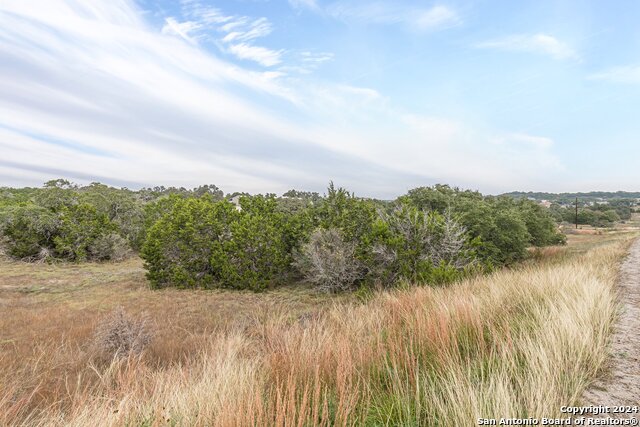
[575,197,578,229]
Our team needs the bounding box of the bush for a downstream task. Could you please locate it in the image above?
[403,186,564,265]
[370,205,477,286]
[53,203,122,261]
[141,197,238,288]
[213,196,290,291]
[311,183,378,265]
[142,195,291,290]
[78,183,146,250]
[517,200,566,246]
[88,233,132,261]
[93,306,153,359]
[0,205,60,260]
[294,228,363,292]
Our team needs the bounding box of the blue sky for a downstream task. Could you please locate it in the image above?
[1,0,640,197]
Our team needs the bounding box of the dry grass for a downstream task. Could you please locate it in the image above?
[0,232,635,426]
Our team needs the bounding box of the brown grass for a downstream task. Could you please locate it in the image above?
[0,232,635,426]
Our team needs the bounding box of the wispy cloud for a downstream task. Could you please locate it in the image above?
[0,0,564,196]
[588,65,640,84]
[476,33,578,60]
[221,17,272,43]
[163,1,282,67]
[161,17,201,43]
[227,44,284,67]
[326,2,461,31]
[288,0,319,11]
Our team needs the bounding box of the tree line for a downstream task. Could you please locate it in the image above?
[548,199,633,228]
[0,180,565,292]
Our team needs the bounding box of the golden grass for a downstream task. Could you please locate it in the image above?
[0,233,635,426]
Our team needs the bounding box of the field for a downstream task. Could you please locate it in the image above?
[1,227,637,425]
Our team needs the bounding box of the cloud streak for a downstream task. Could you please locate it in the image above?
[162,1,283,67]
[325,2,461,31]
[588,65,640,84]
[0,0,564,196]
[476,33,578,60]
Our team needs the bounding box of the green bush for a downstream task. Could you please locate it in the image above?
[312,183,378,259]
[402,186,565,265]
[213,196,290,290]
[53,203,120,261]
[369,204,477,286]
[0,204,60,260]
[141,197,238,288]
[142,195,291,290]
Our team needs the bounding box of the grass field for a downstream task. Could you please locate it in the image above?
[1,227,637,426]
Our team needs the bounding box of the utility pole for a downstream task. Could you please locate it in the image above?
[575,197,578,229]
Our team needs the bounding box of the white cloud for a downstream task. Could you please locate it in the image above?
[326,2,461,31]
[413,6,460,31]
[227,44,284,67]
[476,33,578,60]
[588,65,640,84]
[161,17,201,43]
[163,2,280,67]
[221,17,273,42]
[300,51,334,64]
[288,0,319,11]
[0,0,564,196]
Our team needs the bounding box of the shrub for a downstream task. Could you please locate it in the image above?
[141,197,238,288]
[0,205,60,260]
[53,203,121,261]
[78,183,146,250]
[93,306,153,359]
[370,205,477,286]
[294,228,363,292]
[88,233,132,261]
[517,199,566,246]
[213,196,291,291]
[402,186,565,265]
[142,195,291,290]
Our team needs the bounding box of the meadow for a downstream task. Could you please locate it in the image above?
[1,226,636,426]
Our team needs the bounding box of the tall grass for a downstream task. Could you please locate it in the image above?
[1,237,630,426]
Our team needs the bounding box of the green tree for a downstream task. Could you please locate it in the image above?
[0,204,60,260]
[141,198,238,288]
[54,203,119,261]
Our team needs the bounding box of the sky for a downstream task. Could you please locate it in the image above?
[1,0,640,198]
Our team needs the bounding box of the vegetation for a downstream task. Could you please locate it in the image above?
[2,180,566,292]
[0,179,635,425]
[547,199,634,228]
[0,227,632,426]
[504,190,640,203]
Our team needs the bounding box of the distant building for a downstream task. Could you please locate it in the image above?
[230,195,242,211]
[538,200,552,208]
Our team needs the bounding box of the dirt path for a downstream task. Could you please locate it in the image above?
[583,238,640,408]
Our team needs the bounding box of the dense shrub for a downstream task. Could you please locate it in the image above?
[88,233,132,261]
[403,185,565,265]
[53,203,120,261]
[517,199,566,246]
[311,183,378,263]
[0,205,60,260]
[294,228,363,292]
[78,183,145,249]
[370,205,477,286]
[213,196,291,290]
[1,179,572,292]
[141,197,238,288]
[142,195,292,290]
